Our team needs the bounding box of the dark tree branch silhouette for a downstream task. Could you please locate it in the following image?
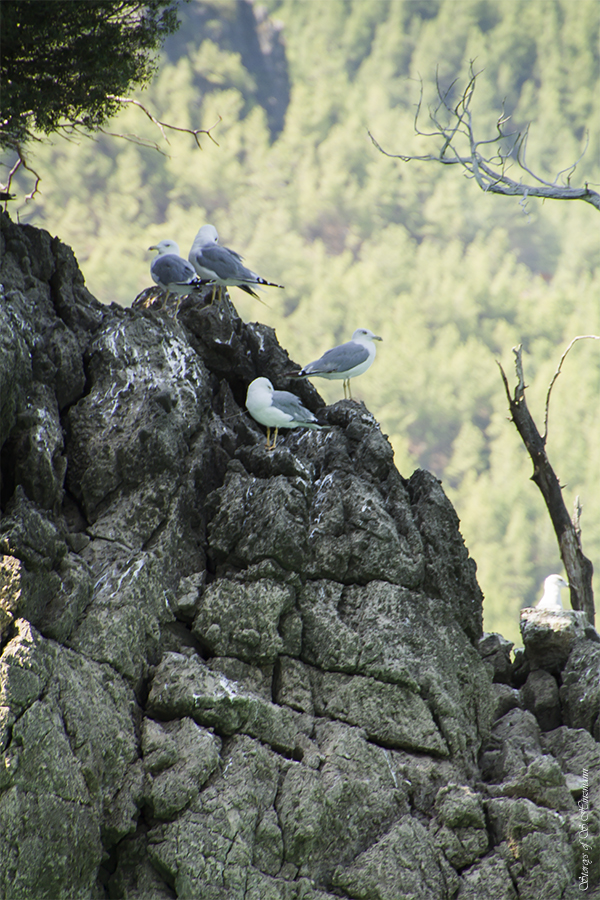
[498,344,596,625]
[104,97,220,151]
[543,336,600,441]
[3,148,42,204]
[369,64,600,211]
[2,108,220,209]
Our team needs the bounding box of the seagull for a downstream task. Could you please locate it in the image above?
[292,328,382,399]
[189,225,284,304]
[246,377,323,450]
[536,574,569,610]
[149,240,207,313]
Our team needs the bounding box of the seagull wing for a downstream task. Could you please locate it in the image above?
[272,390,319,425]
[152,254,198,287]
[192,244,254,283]
[225,246,245,262]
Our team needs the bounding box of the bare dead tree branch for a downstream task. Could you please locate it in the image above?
[573,496,582,543]
[498,345,595,624]
[56,124,174,155]
[106,96,221,150]
[2,147,42,208]
[1,97,220,203]
[369,62,600,211]
[544,335,600,441]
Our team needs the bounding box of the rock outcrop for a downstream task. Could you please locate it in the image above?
[0,211,597,898]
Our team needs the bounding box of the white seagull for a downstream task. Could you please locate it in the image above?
[246,377,322,450]
[536,574,569,610]
[149,239,206,313]
[293,328,382,399]
[189,224,284,303]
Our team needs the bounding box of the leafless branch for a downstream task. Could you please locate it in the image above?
[2,146,42,208]
[544,335,600,441]
[369,62,600,211]
[106,96,221,150]
[55,102,221,155]
[1,97,221,202]
[498,345,595,624]
[60,121,180,156]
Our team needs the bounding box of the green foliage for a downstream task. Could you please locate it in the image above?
[5,0,599,646]
[0,0,179,148]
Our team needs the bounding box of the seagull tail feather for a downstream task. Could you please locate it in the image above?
[254,278,284,289]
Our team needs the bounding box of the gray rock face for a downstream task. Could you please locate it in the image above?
[478,632,514,683]
[560,640,600,740]
[521,669,561,732]
[486,797,581,900]
[476,608,600,899]
[520,606,592,673]
[0,211,594,899]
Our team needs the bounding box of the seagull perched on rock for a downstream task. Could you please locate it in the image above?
[291,328,382,399]
[536,574,569,610]
[189,224,284,304]
[246,377,322,450]
[149,240,207,313]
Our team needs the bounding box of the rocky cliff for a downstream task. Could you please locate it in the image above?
[0,211,598,899]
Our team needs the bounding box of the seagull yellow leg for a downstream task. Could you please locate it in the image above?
[348,379,353,400]
[264,426,278,451]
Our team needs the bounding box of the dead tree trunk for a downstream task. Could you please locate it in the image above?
[498,346,595,625]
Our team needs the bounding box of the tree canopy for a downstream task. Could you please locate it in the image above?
[0,0,179,149]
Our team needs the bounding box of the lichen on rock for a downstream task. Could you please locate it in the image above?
[0,210,596,899]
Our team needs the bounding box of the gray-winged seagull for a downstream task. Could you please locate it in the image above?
[293,328,382,399]
[149,239,207,313]
[189,224,283,304]
[246,377,322,450]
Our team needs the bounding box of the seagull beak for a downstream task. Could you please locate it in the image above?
[148,245,157,251]
[374,335,383,341]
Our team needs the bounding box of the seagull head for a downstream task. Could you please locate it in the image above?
[149,239,180,256]
[545,574,569,590]
[246,377,274,404]
[352,328,383,343]
[194,224,219,247]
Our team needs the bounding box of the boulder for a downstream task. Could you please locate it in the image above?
[431,784,489,869]
[478,632,514,683]
[520,607,591,673]
[560,640,600,740]
[521,669,561,732]
[486,797,580,900]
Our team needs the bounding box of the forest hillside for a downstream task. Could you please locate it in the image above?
[5,0,599,643]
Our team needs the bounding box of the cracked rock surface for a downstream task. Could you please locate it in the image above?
[0,211,597,898]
